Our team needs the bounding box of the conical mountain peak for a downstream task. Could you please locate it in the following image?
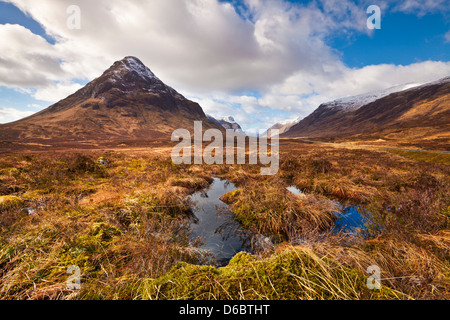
[81,56,182,99]
[0,56,221,143]
[108,56,158,81]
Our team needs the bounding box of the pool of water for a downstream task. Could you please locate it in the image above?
[188,178,253,266]
[286,185,370,234]
[286,186,303,195]
[333,205,371,233]
[188,179,374,266]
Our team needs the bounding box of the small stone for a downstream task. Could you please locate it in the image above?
[97,157,109,166]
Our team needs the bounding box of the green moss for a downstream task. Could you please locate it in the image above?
[91,222,121,242]
[219,189,242,204]
[227,252,257,267]
[389,150,450,165]
[75,222,122,253]
[140,247,401,300]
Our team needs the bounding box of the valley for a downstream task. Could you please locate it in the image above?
[0,56,448,301]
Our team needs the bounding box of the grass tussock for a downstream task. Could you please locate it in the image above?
[140,246,401,300]
[223,181,338,241]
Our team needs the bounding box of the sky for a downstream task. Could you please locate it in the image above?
[0,0,449,134]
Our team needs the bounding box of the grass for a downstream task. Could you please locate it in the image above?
[140,246,402,300]
[0,140,449,300]
[389,150,450,165]
[222,180,338,241]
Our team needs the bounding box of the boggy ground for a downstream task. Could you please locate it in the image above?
[0,140,449,300]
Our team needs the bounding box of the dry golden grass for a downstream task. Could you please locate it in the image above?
[223,180,338,241]
[0,139,448,300]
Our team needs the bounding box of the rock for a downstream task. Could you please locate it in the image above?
[97,157,109,166]
[23,207,37,215]
[252,234,275,251]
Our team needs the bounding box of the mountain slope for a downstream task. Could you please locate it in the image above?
[283,77,450,141]
[0,56,220,144]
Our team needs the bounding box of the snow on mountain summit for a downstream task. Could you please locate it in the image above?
[323,82,423,111]
[119,56,158,80]
[222,116,236,123]
[90,56,184,99]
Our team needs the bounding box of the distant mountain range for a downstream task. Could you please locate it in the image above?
[0,56,220,145]
[0,56,448,148]
[278,77,450,141]
[207,115,245,134]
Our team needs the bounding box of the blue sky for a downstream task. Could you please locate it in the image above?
[0,0,449,133]
[332,12,450,66]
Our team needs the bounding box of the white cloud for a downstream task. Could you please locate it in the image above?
[0,24,65,88]
[445,30,450,43]
[32,81,83,102]
[284,60,450,101]
[390,0,450,16]
[0,107,34,124]
[194,60,450,131]
[0,0,449,131]
[26,103,43,108]
[1,0,369,93]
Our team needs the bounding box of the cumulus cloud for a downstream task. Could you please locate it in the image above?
[390,0,450,16]
[0,107,34,123]
[32,81,83,102]
[0,24,65,87]
[0,0,449,131]
[276,60,450,103]
[187,59,450,133]
[1,0,370,93]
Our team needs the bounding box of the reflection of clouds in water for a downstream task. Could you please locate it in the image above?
[333,205,380,237]
[188,178,255,266]
[286,186,303,195]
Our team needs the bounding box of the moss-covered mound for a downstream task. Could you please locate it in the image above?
[140,247,401,300]
[0,196,24,211]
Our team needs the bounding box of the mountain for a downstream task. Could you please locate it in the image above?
[283,77,450,141]
[263,116,302,138]
[319,83,421,113]
[267,83,420,138]
[0,56,220,145]
[264,83,420,138]
[207,115,245,134]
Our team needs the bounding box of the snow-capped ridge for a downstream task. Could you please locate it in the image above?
[323,82,424,112]
[279,116,302,125]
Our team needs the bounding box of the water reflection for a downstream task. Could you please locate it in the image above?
[286,186,303,195]
[333,205,374,234]
[188,178,254,266]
